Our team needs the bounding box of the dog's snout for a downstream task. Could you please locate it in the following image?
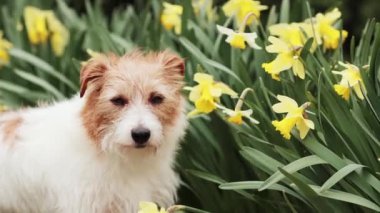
[131,127,151,145]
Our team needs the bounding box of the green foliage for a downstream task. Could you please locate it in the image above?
[0,0,379,212]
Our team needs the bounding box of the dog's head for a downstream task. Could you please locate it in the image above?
[80,50,186,155]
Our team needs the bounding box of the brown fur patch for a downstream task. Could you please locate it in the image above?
[1,115,23,144]
[80,50,185,145]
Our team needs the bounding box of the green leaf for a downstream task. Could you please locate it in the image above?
[186,169,257,202]
[220,181,308,204]
[308,185,380,212]
[279,0,290,23]
[14,69,65,100]
[278,168,333,212]
[319,164,366,192]
[240,146,283,175]
[9,48,78,91]
[259,155,327,191]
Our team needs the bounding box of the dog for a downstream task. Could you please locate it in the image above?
[0,50,187,212]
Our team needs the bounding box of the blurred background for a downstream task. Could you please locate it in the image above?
[65,0,380,38]
[3,0,379,38]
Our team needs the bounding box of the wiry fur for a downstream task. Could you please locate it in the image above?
[0,50,187,213]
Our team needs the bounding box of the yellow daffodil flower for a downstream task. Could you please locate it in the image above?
[268,22,320,51]
[160,2,183,35]
[0,32,12,66]
[138,202,167,213]
[24,6,69,56]
[186,73,238,116]
[262,36,305,80]
[24,6,49,45]
[217,88,259,125]
[333,62,366,100]
[222,0,267,26]
[268,23,305,47]
[46,12,69,56]
[272,95,314,140]
[216,25,261,49]
[310,8,348,49]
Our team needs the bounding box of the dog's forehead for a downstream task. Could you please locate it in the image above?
[102,59,173,97]
[118,59,162,73]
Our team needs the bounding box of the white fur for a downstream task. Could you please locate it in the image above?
[0,95,187,213]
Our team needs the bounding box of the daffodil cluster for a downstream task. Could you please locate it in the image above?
[262,8,348,81]
[333,62,366,101]
[0,31,12,66]
[24,6,69,56]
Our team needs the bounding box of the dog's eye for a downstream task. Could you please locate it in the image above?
[111,97,128,106]
[149,94,164,105]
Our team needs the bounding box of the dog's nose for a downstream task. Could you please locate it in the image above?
[131,127,151,145]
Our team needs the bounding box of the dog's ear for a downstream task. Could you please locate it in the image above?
[160,50,185,76]
[80,55,110,98]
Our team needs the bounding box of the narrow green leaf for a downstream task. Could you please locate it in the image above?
[259,155,327,191]
[279,0,290,23]
[279,168,332,212]
[187,169,257,202]
[320,164,365,192]
[220,181,308,204]
[9,48,78,91]
[14,69,65,100]
[308,185,380,212]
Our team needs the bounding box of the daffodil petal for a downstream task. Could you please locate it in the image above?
[216,25,234,36]
[292,58,305,79]
[353,83,365,100]
[262,53,293,78]
[194,73,213,84]
[272,95,299,113]
[266,36,290,53]
[324,8,341,24]
[188,87,201,102]
[214,82,238,98]
[305,119,315,129]
[241,109,253,116]
[296,119,311,139]
[243,33,261,49]
[210,87,223,97]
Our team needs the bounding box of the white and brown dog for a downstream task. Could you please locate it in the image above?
[0,50,187,212]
